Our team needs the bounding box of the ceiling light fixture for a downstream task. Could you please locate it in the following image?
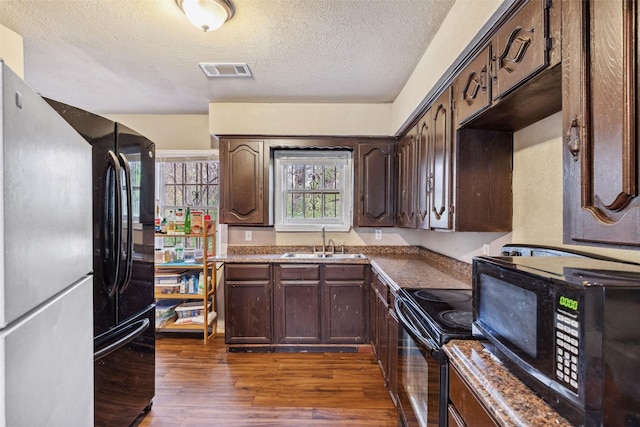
[175,0,235,32]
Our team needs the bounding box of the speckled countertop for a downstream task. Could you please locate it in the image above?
[209,246,472,291]
[444,340,572,427]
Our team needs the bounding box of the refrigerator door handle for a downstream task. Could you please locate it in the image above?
[117,153,134,294]
[94,318,150,361]
[104,150,122,298]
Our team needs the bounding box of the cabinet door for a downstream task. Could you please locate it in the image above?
[492,0,549,100]
[220,139,266,225]
[387,301,399,406]
[397,126,418,228]
[274,265,321,344]
[355,141,395,227]
[416,109,432,229]
[430,88,453,230]
[377,290,389,381]
[563,0,640,247]
[455,46,492,126]
[323,280,367,344]
[323,264,367,344]
[224,264,272,344]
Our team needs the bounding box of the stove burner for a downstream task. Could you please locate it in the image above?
[438,310,473,329]
[414,289,472,303]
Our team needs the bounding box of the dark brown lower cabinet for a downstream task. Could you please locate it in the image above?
[226,262,368,349]
[387,295,399,405]
[448,364,497,427]
[370,266,398,405]
[324,264,368,344]
[274,264,322,344]
[224,264,272,345]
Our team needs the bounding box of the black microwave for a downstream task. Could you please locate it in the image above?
[472,255,640,427]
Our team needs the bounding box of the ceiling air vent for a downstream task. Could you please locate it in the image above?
[199,63,252,78]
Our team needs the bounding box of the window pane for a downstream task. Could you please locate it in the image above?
[164,186,176,206]
[207,163,219,185]
[185,185,199,206]
[165,163,176,184]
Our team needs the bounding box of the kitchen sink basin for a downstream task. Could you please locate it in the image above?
[281,252,366,259]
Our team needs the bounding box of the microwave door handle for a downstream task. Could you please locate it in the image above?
[105,151,122,298]
[395,298,441,356]
[117,153,133,294]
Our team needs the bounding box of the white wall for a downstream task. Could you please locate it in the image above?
[0,24,24,78]
[105,114,211,150]
[208,103,392,136]
[391,0,503,132]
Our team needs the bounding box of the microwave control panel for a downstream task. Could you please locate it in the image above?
[555,308,580,393]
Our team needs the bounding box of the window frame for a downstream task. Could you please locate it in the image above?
[273,149,353,232]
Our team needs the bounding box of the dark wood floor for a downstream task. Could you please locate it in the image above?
[135,335,398,426]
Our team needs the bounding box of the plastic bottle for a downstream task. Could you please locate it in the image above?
[167,209,176,234]
[175,241,184,262]
[161,217,167,233]
[184,207,191,234]
[154,200,162,233]
[175,208,185,234]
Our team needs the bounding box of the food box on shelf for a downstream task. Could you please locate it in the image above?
[155,272,187,284]
[155,300,181,327]
[175,301,211,319]
[155,283,181,294]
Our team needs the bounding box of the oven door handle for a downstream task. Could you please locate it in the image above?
[395,297,441,357]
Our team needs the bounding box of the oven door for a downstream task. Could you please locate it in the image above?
[395,297,447,427]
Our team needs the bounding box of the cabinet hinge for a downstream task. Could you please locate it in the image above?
[449,206,455,214]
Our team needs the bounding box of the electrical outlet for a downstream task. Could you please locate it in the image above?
[245,230,252,241]
[482,243,490,255]
[375,229,382,240]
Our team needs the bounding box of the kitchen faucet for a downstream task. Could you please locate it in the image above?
[321,225,326,256]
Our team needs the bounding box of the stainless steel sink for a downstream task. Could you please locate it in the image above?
[281,252,366,259]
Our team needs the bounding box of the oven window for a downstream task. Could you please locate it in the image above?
[397,327,441,427]
[478,274,537,358]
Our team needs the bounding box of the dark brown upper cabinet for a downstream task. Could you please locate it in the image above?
[562,0,640,248]
[416,108,432,229]
[454,46,492,126]
[430,89,454,230]
[400,87,512,232]
[219,139,268,225]
[396,127,418,228]
[355,141,396,227]
[491,0,549,101]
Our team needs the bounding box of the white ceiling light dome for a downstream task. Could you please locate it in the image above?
[176,0,235,32]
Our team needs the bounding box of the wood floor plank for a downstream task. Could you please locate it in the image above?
[133,335,397,426]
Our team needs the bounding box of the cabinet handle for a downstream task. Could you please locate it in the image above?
[566,117,581,162]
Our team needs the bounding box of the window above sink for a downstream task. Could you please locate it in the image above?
[273,149,353,232]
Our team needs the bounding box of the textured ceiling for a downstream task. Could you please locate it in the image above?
[0,0,454,114]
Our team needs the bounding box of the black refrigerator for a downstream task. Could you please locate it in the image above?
[46,99,156,426]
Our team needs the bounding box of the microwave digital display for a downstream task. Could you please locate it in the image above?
[478,273,537,359]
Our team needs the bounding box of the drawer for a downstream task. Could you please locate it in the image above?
[492,0,548,100]
[225,263,271,281]
[277,264,320,281]
[449,365,497,427]
[325,264,366,281]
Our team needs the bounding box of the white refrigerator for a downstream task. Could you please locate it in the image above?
[0,60,93,426]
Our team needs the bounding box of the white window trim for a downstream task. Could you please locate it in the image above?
[274,149,353,232]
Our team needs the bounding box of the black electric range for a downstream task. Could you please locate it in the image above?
[398,288,474,346]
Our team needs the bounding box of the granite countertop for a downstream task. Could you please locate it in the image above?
[444,340,572,427]
[370,254,470,291]
[209,247,472,291]
[208,253,370,264]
